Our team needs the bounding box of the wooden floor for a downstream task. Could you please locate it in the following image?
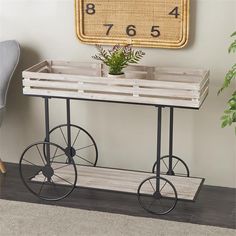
[0,163,235,229]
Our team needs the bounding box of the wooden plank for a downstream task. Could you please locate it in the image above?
[199,77,210,93]
[24,61,48,73]
[23,80,199,99]
[23,87,200,108]
[51,66,101,76]
[155,67,209,77]
[51,60,101,68]
[199,71,210,89]
[200,78,210,96]
[32,164,203,201]
[23,72,200,91]
[199,86,209,108]
[37,66,49,73]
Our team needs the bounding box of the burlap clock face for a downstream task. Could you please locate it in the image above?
[75,0,189,48]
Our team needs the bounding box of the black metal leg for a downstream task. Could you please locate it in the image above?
[167,107,174,175]
[66,99,73,161]
[152,107,190,177]
[66,99,72,150]
[138,105,178,215]
[44,98,50,165]
[155,106,162,196]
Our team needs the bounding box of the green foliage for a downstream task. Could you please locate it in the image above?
[92,44,145,75]
[218,32,236,134]
[228,32,236,53]
[218,64,236,94]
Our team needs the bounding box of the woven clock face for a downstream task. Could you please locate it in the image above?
[75,0,189,48]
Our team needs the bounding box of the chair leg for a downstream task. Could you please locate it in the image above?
[0,159,6,174]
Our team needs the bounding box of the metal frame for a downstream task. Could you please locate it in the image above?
[152,107,190,177]
[66,99,72,159]
[155,106,162,195]
[168,107,174,175]
[44,98,50,165]
[19,95,199,215]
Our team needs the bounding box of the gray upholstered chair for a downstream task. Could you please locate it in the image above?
[0,40,20,174]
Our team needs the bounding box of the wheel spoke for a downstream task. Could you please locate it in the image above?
[75,154,93,165]
[162,159,169,170]
[36,145,46,165]
[28,170,42,180]
[50,152,65,161]
[75,144,94,152]
[72,129,81,147]
[38,177,46,195]
[53,164,71,171]
[160,181,167,192]
[51,147,59,163]
[59,127,68,145]
[53,173,74,186]
[22,159,42,168]
[173,160,180,170]
[148,180,155,193]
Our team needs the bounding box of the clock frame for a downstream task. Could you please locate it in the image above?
[75,0,190,49]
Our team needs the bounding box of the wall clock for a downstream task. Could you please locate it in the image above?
[75,0,189,48]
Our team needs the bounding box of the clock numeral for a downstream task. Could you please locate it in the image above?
[86,3,95,15]
[101,24,161,38]
[151,26,160,37]
[169,7,179,18]
[103,24,114,35]
[126,25,136,37]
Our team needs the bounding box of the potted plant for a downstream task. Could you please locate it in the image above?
[218,31,236,134]
[92,44,145,78]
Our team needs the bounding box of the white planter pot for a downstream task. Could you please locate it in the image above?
[107,73,125,79]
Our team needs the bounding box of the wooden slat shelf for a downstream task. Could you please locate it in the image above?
[22,60,210,108]
[32,164,204,201]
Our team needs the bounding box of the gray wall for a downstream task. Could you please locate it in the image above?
[0,0,235,187]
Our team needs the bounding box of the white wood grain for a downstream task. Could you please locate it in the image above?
[24,61,48,72]
[32,164,203,200]
[23,80,200,99]
[22,60,210,108]
[23,88,200,107]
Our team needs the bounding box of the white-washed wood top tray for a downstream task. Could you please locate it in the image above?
[32,164,203,201]
[22,60,210,108]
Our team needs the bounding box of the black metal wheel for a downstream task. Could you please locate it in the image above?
[19,141,77,201]
[46,124,98,167]
[137,176,178,215]
[152,155,190,177]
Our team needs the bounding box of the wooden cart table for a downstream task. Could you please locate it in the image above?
[19,60,209,215]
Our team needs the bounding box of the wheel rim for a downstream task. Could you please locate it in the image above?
[137,176,178,215]
[46,124,98,167]
[152,156,190,177]
[19,142,77,201]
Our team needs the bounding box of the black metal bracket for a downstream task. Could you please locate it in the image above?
[44,98,50,165]
[155,106,162,193]
[167,107,175,175]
